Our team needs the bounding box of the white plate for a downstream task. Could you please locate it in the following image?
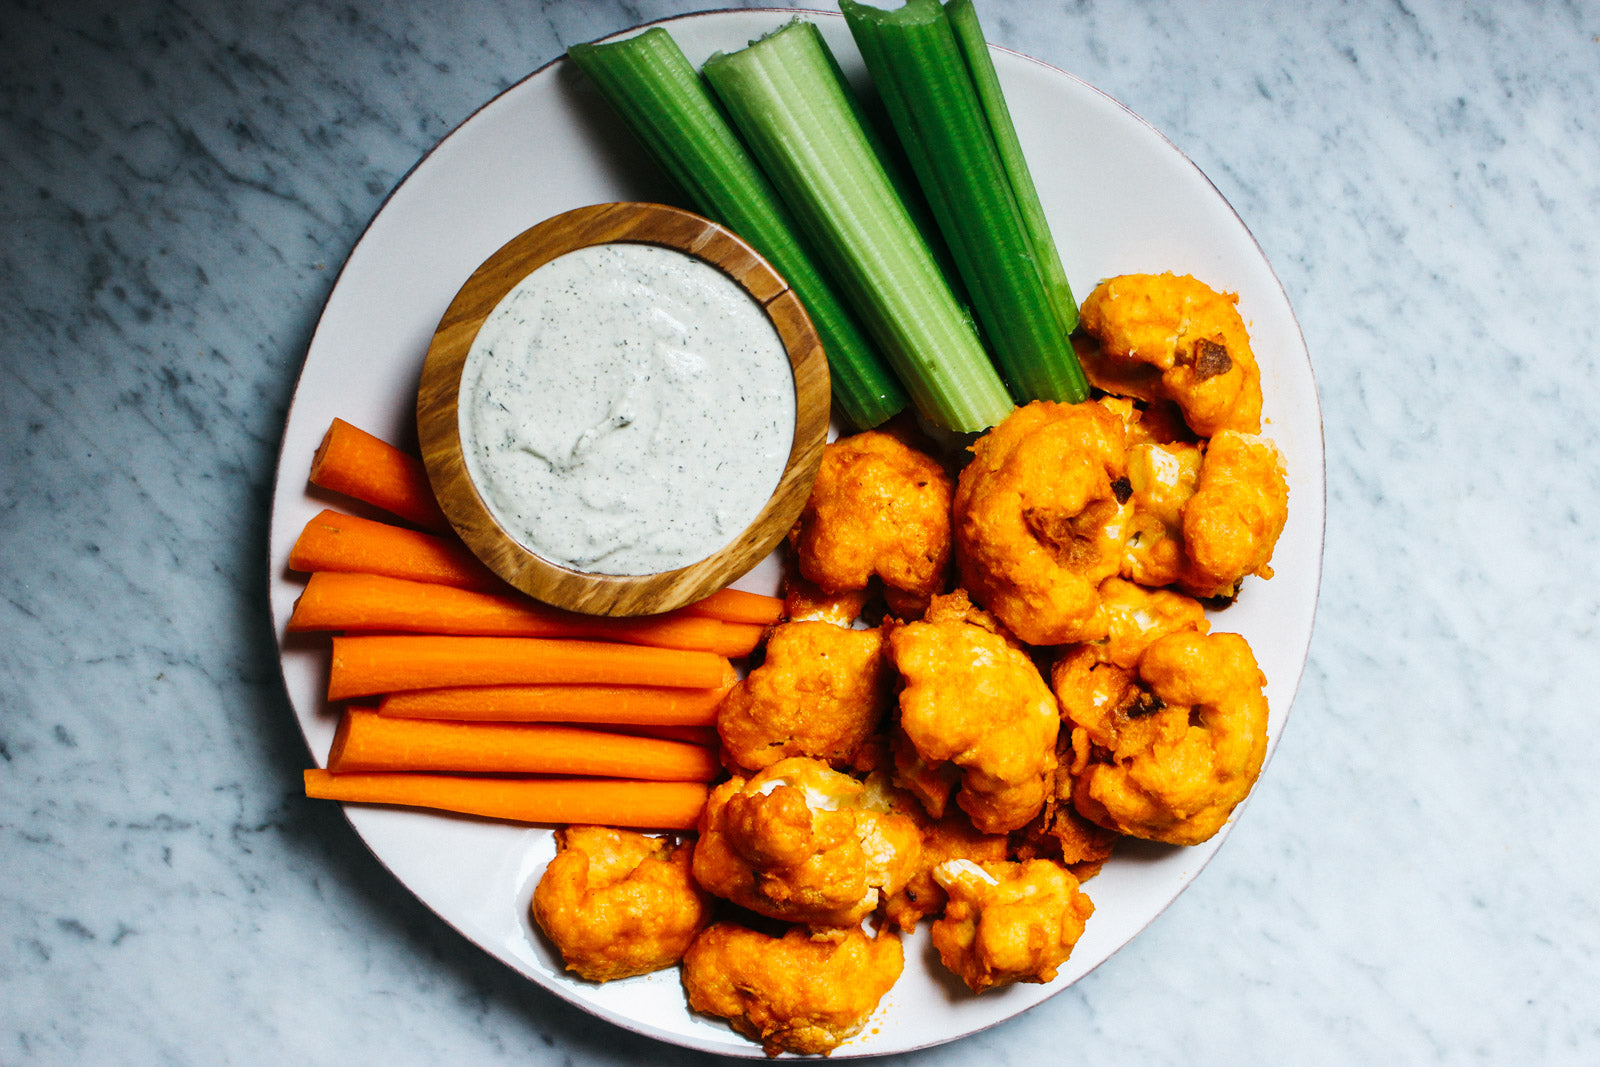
[268,8,1324,1057]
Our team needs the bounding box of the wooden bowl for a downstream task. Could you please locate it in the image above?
[416,201,830,617]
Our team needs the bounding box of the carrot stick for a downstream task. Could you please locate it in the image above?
[289,571,746,653]
[289,509,781,640]
[309,419,449,532]
[303,769,708,829]
[599,723,721,746]
[328,634,733,701]
[681,587,785,626]
[379,681,729,725]
[289,509,503,591]
[327,708,719,780]
[713,622,767,657]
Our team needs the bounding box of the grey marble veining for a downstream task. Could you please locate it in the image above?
[3,0,1597,1062]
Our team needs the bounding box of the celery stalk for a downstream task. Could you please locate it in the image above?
[816,34,973,308]
[702,21,1014,433]
[946,0,1078,336]
[841,0,1088,404]
[567,28,908,430]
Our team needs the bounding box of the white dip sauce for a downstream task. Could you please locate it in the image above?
[459,242,796,575]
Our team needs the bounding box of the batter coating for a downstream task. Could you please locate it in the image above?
[790,430,953,618]
[531,826,709,982]
[681,923,903,1057]
[888,591,1060,834]
[1054,631,1269,845]
[954,401,1129,646]
[1076,271,1262,437]
[692,757,921,927]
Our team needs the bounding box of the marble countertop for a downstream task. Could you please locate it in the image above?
[4,0,1597,1062]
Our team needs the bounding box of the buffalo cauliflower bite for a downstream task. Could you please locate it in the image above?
[1120,432,1289,600]
[692,757,921,926]
[717,622,889,775]
[1053,631,1269,846]
[531,826,709,982]
[888,591,1060,834]
[1076,272,1263,437]
[789,430,953,618]
[929,858,1095,993]
[953,401,1129,646]
[682,923,904,1057]
[1179,430,1290,599]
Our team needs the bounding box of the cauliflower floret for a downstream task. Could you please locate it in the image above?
[888,591,1060,834]
[717,621,889,775]
[692,757,921,926]
[1179,430,1290,599]
[681,923,903,1057]
[1120,432,1288,600]
[1054,631,1270,845]
[789,429,953,618]
[530,826,709,982]
[953,401,1129,646]
[929,858,1095,993]
[1076,272,1263,437]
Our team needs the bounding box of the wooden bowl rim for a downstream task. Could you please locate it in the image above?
[416,200,830,617]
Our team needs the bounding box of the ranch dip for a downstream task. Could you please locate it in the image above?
[458,241,796,575]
